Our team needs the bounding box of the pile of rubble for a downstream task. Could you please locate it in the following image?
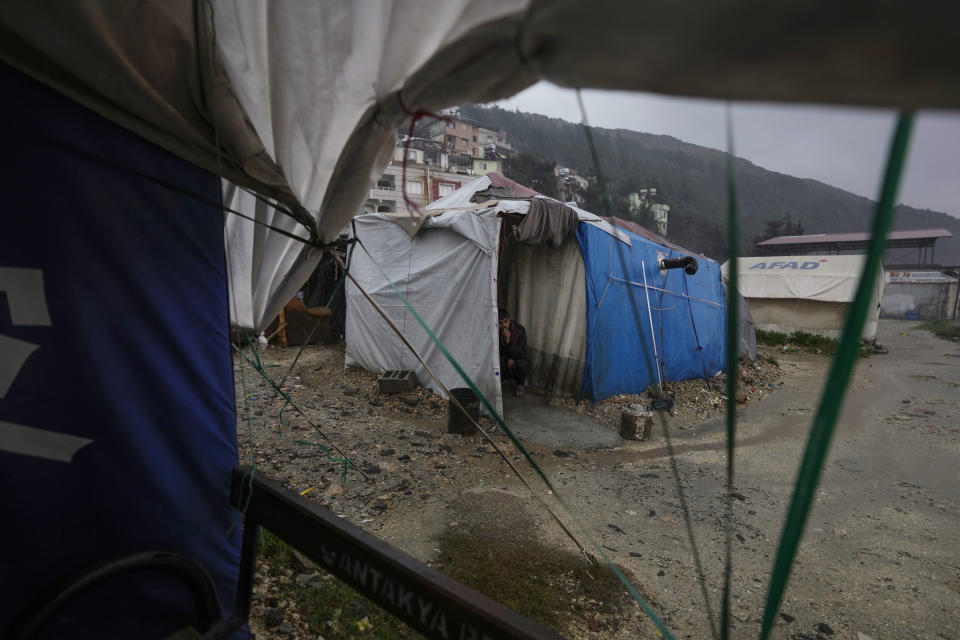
[545,349,783,428]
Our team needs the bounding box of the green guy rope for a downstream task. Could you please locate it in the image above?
[758,112,914,640]
[720,104,740,640]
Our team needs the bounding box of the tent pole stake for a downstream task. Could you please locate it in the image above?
[641,260,664,397]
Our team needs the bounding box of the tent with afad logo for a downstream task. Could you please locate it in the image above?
[722,255,885,341]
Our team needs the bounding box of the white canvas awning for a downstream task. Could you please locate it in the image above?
[3,1,957,329]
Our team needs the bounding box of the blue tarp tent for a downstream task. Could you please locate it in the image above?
[576,223,726,401]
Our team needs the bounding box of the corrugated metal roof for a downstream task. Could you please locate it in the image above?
[757,228,952,245]
[486,172,540,197]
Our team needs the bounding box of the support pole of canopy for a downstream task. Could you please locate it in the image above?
[641,260,664,397]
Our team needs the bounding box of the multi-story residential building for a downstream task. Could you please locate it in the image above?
[365,113,515,214]
[554,166,589,205]
[422,112,512,159]
[364,137,465,214]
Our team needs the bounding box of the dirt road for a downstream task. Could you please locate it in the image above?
[239,319,959,639]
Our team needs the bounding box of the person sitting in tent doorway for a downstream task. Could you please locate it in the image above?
[499,309,530,397]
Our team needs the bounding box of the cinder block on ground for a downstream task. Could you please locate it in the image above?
[377,370,416,393]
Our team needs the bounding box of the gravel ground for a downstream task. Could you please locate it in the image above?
[234,341,782,639]
[234,321,960,640]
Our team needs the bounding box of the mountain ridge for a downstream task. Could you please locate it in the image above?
[460,104,960,264]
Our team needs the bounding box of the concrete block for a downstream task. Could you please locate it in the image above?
[378,370,416,393]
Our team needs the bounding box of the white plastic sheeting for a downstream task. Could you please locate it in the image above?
[503,238,588,396]
[425,175,494,210]
[223,183,322,332]
[723,255,885,339]
[345,211,504,416]
[213,0,528,244]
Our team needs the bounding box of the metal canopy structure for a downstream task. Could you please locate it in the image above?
[756,228,953,265]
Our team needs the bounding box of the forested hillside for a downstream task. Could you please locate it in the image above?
[460,105,960,263]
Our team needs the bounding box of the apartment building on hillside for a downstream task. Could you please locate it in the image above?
[365,112,514,215]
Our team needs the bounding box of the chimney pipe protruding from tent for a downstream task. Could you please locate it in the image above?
[660,256,699,275]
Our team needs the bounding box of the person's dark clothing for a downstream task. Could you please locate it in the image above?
[499,321,531,386]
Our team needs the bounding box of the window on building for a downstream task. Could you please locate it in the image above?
[377,204,392,213]
[459,138,466,146]
[406,180,423,195]
[407,150,417,161]
[472,136,477,142]
[478,162,486,169]
[438,183,455,196]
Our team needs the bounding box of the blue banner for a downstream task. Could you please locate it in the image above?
[0,63,240,637]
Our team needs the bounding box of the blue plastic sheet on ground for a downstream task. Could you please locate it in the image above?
[575,223,726,402]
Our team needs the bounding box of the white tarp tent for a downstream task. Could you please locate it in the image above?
[344,176,629,415]
[722,255,885,340]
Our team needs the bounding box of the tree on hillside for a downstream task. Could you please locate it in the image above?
[504,151,557,197]
[752,210,805,253]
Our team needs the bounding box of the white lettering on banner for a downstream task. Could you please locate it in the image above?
[0,420,93,462]
[418,597,434,626]
[321,547,467,629]
[0,267,94,462]
[368,566,383,592]
[382,577,396,607]
[0,268,52,326]
[395,583,415,617]
[0,335,38,399]
[430,609,450,638]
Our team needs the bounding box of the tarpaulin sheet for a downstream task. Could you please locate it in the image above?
[576,223,726,402]
[345,211,503,416]
[0,64,240,638]
[725,255,874,302]
[503,238,587,396]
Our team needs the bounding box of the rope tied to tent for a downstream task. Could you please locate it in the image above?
[233,338,360,483]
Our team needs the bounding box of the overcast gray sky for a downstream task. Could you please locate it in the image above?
[494,82,960,220]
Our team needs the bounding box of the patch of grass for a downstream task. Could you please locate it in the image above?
[289,575,419,639]
[756,329,839,355]
[437,532,644,636]
[756,329,789,346]
[259,527,296,567]
[920,319,960,341]
[257,528,421,639]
